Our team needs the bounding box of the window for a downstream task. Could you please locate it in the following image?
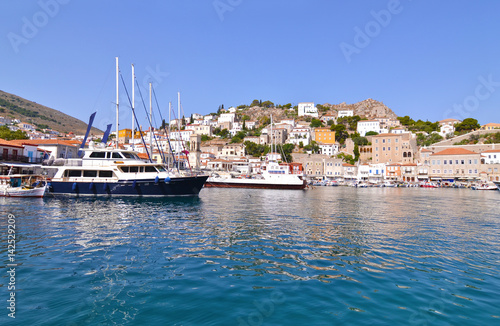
[89,152,106,158]
[461,160,465,164]
[68,170,82,177]
[129,166,139,173]
[120,166,129,173]
[383,147,386,151]
[444,160,447,164]
[83,170,98,178]
[388,147,391,151]
[99,171,113,178]
[449,160,452,164]
[112,152,122,159]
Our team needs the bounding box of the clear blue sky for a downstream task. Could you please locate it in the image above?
[1,0,500,132]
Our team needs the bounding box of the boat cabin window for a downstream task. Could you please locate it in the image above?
[156,166,166,172]
[107,152,122,159]
[122,152,140,160]
[129,166,139,173]
[145,166,157,173]
[89,152,106,158]
[120,166,129,173]
[99,171,113,178]
[83,170,98,178]
[66,170,82,177]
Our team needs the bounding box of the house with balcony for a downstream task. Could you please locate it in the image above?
[324,158,344,180]
[368,163,385,184]
[385,163,402,182]
[287,127,311,146]
[401,163,418,182]
[343,163,357,183]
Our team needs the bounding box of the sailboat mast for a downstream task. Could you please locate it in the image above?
[115,57,119,149]
[149,82,153,159]
[131,63,135,151]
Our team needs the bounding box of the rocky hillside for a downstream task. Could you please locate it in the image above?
[322,98,398,119]
[0,90,102,135]
[237,98,398,122]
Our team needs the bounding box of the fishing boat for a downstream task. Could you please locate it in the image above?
[45,143,208,197]
[205,161,306,190]
[0,174,46,197]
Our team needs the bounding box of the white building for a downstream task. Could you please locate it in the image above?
[298,102,318,117]
[169,130,193,142]
[482,150,500,164]
[287,128,311,146]
[438,124,455,138]
[319,143,338,156]
[218,113,236,124]
[357,120,387,136]
[338,110,353,118]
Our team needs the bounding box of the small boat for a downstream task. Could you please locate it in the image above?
[494,181,500,191]
[0,174,46,197]
[420,182,439,188]
[471,182,498,190]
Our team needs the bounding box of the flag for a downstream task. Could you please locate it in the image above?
[101,124,112,144]
[78,112,96,156]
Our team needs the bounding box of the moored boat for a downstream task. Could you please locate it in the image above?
[205,161,306,190]
[471,182,498,191]
[45,143,208,197]
[0,174,47,197]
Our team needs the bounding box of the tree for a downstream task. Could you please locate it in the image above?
[353,143,360,162]
[304,141,320,154]
[250,99,260,107]
[337,152,355,165]
[352,136,369,146]
[365,131,379,136]
[331,124,349,144]
[261,100,274,108]
[244,141,266,157]
[317,104,329,112]
[190,115,194,124]
[309,118,324,128]
[455,118,481,132]
[0,125,28,140]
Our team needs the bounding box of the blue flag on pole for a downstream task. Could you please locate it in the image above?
[78,112,96,156]
[101,124,112,144]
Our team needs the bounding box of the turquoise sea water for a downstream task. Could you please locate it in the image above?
[1,187,500,325]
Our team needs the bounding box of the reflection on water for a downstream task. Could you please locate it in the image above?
[1,188,499,325]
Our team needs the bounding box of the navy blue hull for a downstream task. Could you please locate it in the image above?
[47,176,208,197]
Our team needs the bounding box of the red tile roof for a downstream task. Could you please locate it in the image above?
[481,149,500,153]
[0,138,24,148]
[431,148,477,156]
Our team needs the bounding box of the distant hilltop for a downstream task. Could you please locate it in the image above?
[0,90,102,135]
[322,98,398,120]
[233,98,398,122]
